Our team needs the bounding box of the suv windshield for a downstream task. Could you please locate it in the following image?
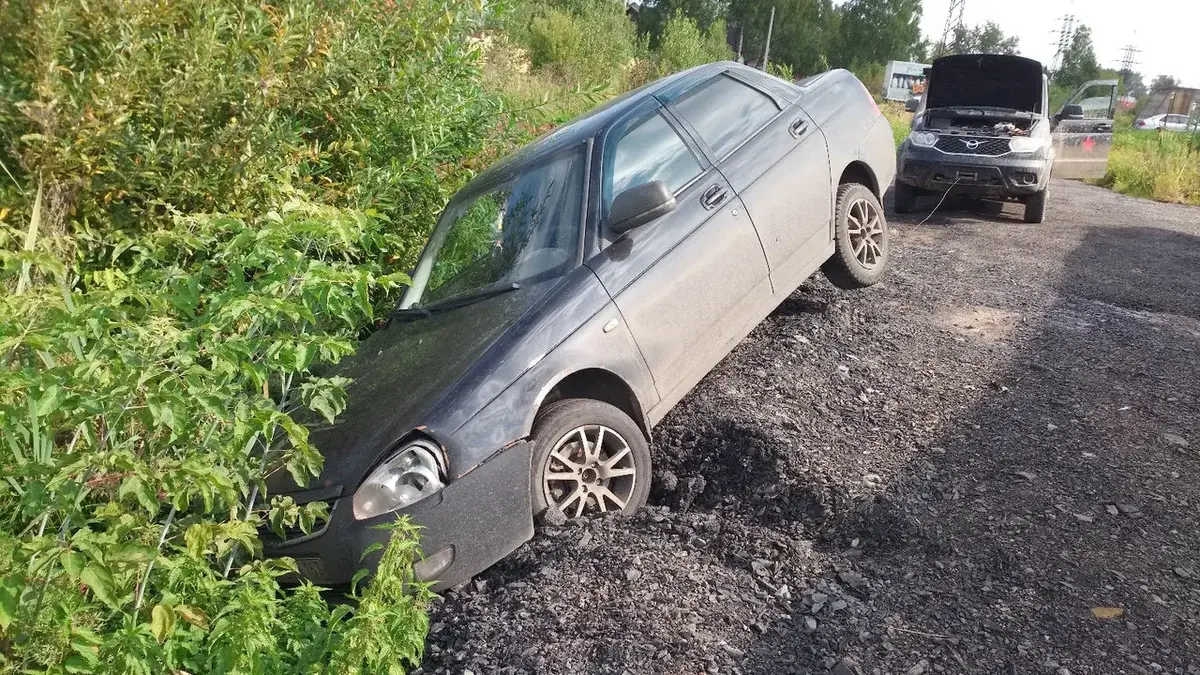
[400,146,585,310]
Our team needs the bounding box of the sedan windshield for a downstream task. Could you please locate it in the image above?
[400,146,586,310]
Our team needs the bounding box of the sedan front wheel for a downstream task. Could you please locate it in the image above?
[531,399,651,520]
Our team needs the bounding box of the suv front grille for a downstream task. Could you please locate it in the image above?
[934,135,1011,156]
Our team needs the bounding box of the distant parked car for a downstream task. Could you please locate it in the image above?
[262,62,896,591]
[1135,113,1192,132]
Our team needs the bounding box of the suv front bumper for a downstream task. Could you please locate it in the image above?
[897,143,1050,197]
[263,441,534,592]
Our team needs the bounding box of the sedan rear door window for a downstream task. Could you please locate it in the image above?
[672,75,780,159]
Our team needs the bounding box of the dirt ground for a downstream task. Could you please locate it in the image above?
[418,180,1200,675]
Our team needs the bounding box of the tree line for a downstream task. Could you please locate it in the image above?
[631,0,1182,99]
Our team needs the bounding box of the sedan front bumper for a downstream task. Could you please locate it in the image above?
[264,441,534,592]
[897,142,1050,197]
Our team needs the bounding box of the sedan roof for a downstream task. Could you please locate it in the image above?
[469,62,740,186]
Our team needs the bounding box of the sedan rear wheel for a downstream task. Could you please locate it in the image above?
[822,182,890,289]
[531,399,651,520]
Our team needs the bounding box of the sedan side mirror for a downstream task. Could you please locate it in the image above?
[1058,104,1085,121]
[609,181,676,235]
[904,96,919,113]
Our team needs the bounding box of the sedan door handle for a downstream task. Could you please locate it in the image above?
[788,118,809,139]
[700,184,728,210]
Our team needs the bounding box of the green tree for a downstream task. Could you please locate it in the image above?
[657,12,733,74]
[937,21,1020,57]
[728,0,838,76]
[1055,24,1100,89]
[634,0,727,47]
[832,0,922,69]
[1119,69,1147,98]
[1150,74,1180,91]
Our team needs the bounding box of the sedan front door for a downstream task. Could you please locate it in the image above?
[586,102,773,412]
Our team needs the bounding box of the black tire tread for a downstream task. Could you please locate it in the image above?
[1024,187,1047,223]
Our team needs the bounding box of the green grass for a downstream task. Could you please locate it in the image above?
[879,100,912,148]
[1099,129,1200,206]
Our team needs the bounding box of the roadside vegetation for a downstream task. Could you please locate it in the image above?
[0,0,493,671]
[1102,130,1200,206]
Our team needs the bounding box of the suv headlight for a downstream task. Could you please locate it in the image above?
[352,439,445,520]
[1008,136,1046,153]
[910,131,938,147]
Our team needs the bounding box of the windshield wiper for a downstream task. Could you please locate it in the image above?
[388,282,521,325]
[422,282,522,313]
[389,306,432,323]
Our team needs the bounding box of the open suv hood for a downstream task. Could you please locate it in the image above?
[926,54,1043,114]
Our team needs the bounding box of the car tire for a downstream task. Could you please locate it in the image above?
[530,398,651,520]
[1024,187,1047,224]
[893,181,918,214]
[822,183,890,290]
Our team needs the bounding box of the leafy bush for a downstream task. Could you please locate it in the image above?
[766,61,796,82]
[0,0,502,671]
[506,0,641,89]
[657,14,733,76]
[529,9,584,68]
[1100,129,1200,205]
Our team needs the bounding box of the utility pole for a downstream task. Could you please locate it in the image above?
[938,0,966,55]
[762,6,775,70]
[737,26,744,64]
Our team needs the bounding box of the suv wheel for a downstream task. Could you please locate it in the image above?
[822,183,890,289]
[531,399,651,519]
[1024,187,1047,223]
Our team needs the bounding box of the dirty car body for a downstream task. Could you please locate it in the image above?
[895,54,1117,221]
[263,62,895,591]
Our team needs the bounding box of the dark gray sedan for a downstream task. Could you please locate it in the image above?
[264,62,897,590]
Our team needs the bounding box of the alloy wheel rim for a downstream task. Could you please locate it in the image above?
[542,425,637,518]
[846,198,885,269]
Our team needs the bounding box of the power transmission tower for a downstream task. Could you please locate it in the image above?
[1049,14,1075,72]
[1118,44,1141,73]
[938,0,966,54]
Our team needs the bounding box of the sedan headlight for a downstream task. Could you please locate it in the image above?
[352,439,445,520]
[1008,136,1047,153]
[910,131,938,147]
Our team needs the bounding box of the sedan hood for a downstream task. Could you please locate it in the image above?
[926,54,1044,114]
[268,292,529,495]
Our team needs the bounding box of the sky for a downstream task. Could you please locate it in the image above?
[917,0,1200,88]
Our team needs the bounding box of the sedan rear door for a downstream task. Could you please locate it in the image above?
[662,71,833,293]
[586,100,773,412]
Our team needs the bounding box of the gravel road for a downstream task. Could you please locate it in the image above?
[418,180,1200,675]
